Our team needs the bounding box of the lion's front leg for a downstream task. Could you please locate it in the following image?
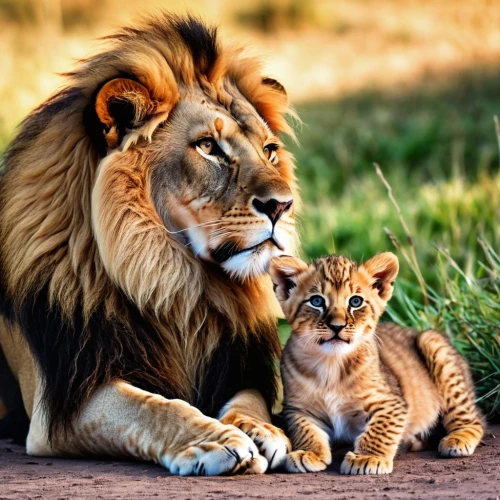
[219,389,291,470]
[27,380,267,476]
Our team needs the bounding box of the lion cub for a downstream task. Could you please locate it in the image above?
[269,253,484,474]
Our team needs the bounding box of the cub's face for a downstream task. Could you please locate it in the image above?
[269,253,399,355]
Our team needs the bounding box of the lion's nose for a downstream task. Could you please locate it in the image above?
[252,197,293,225]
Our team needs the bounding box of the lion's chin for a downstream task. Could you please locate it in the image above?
[221,242,285,281]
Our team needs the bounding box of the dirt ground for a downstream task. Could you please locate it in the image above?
[1,426,499,500]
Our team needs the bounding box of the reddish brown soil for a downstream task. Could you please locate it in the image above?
[1,426,499,499]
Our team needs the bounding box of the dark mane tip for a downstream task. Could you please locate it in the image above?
[170,14,219,72]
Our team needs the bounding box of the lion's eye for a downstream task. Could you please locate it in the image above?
[349,296,363,308]
[309,295,325,308]
[196,138,217,156]
[263,144,278,164]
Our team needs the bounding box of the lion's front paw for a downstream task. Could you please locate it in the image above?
[283,450,329,473]
[340,451,393,475]
[221,414,291,470]
[162,423,267,476]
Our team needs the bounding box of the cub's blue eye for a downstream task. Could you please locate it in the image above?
[349,296,363,308]
[309,295,325,308]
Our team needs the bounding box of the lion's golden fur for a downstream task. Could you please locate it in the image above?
[0,13,298,438]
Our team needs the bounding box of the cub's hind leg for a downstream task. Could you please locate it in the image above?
[417,330,484,457]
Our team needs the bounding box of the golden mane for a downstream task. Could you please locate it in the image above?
[0,13,298,440]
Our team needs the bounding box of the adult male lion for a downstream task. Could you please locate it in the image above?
[0,14,298,475]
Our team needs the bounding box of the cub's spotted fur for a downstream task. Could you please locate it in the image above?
[270,253,484,474]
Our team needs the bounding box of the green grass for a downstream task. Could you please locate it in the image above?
[283,66,500,419]
[288,66,500,279]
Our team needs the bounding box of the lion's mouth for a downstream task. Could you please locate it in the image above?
[212,237,283,264]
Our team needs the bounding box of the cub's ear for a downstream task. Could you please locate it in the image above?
[95,78,177,149]
[361,252,399,302]
[269,256,308,301]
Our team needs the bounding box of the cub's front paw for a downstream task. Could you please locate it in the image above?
[340,451,393,475]
[283,450,329,473]
[221,414,291,470]
[162,421,267,476]
[439,432,478,458]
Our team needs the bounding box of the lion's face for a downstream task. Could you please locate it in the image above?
[148,89,296,279]
[89,22,298,288]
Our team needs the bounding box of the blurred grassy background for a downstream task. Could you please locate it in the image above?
[1,0,499,417]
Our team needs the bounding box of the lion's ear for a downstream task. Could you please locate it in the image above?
[95,78,176,149]
[253,77,292,137]
[262,78,287,99]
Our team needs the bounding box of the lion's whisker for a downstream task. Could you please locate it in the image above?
[163,219,222,235]
[207,227,228,237]
[194,231,233,257]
